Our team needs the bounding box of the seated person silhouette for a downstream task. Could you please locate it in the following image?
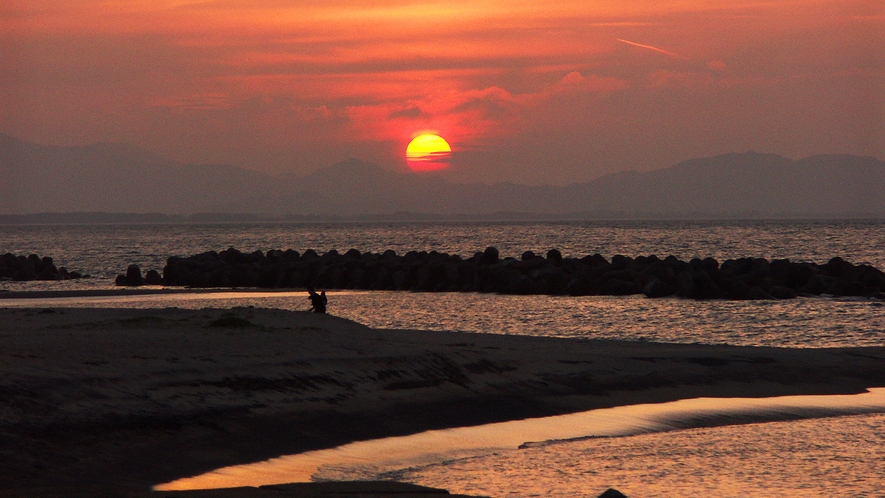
[307,287,327,313]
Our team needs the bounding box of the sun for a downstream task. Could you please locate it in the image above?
[406,133,452,172]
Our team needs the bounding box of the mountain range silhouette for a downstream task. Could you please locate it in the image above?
[2,134,883,219]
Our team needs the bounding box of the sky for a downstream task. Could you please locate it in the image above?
[2,0,883,184]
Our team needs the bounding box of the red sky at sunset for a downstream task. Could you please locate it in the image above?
[2,0,883,184]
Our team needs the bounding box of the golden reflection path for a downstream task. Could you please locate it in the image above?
[155,388,885,490]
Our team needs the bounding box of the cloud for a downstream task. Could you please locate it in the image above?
[451,87,515,118]
[549,71,627,94]
[388,106,425,119]
[2,0,882,183]
[151,93,241,111]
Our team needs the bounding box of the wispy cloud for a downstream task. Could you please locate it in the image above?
[2,0,881,181]
[615,38,682,58]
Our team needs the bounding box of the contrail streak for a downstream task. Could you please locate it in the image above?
[616,38,681,58]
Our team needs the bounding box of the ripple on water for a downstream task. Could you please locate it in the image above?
[2,291,883,348]
[400,412,885,498]
[156,390,885,495]
[4,220,885,282]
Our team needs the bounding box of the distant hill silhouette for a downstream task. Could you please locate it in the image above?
[0,134,281,215]
[1,134,883,219]
[560,152,885,217]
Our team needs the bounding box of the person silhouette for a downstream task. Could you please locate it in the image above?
[307,287,327,313]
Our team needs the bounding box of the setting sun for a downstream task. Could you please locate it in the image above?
[406,133,452,172]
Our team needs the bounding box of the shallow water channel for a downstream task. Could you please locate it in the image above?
[155,388,885,493]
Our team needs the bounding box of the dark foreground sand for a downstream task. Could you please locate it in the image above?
[1,305,884,497]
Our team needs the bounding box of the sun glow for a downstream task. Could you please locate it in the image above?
[406,133,452,172]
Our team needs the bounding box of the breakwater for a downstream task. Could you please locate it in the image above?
[1,253,86,282]
[120,247,885,300]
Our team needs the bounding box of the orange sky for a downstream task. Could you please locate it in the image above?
[2,0,883,183]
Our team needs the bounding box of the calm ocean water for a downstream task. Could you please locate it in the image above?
[3,220,885,285]
[393,412,885,497]
[3,220,884,348]
[3,220,885,496]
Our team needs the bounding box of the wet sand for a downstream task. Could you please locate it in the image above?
[1,305,884,496]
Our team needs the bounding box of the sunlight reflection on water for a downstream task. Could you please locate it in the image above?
[5,222,885,495]
[4,290,882,348]
[155,389,885,495]
[402,412,885,498]
[3,220,885,285]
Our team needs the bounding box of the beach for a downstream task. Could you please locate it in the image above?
[2,304,884,496]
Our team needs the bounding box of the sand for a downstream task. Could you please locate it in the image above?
[1,305,884,496]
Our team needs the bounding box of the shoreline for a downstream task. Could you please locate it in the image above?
[159,389,885,490]
[2,306,884,495]
[0,287,304,300]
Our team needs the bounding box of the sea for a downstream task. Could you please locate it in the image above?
[2,220,885,496]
